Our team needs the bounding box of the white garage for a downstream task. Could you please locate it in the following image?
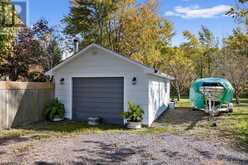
[46,44,174,126]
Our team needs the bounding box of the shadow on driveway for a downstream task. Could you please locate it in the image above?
[156,108,208,131]
[72,140,151,164]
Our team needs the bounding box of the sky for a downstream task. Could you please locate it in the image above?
[28,0,238,45]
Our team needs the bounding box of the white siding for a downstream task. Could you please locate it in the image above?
[53,48,150,125]
[148,75,170,126]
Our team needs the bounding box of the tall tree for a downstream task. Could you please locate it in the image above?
[117,0,174,67]
[215,48,248,104]
[227,0,248,29]
[64,0,174,68]
[32,19,62,71]
[224,28,248,57]
[45,38,62,71]
[0,28,43,81]
[214,29,248,104]
[198,26,218,77]
[180,30,203,78]
[161,48,196,101]
[0,19,62,81]
[0,0,18,64]
[64,0,118,47]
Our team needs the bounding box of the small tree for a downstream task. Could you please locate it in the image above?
[0,0,18,64]
[214,47,248,104]
[32,19,62,71]
[0,19,62,81]
[162,48,196,101]
[0,28,43,81]
[198,26,219,77]
[218,28,248,104]
[227,0,248,29]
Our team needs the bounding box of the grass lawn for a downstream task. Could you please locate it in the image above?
[0,121,125,141]
[0,98,247,151]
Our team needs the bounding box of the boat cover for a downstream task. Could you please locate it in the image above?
[189,77,234,109]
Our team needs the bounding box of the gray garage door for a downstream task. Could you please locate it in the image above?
[72,77,124,125]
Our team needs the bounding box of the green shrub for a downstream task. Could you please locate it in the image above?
[44,98,65,121]
[122,101,144,122]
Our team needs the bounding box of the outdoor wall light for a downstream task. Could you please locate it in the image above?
[132,77,137,85]
[60,78,65,85]
[154,69,159,73]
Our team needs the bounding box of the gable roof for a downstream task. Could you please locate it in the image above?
[46,43,174,80]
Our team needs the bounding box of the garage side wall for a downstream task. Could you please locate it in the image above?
[53,49,150,125]
[148,75,170,126]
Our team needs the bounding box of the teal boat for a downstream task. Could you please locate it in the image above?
[189,77,234,111]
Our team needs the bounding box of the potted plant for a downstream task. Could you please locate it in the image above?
[122,101,144,129]
[44,98,65,122]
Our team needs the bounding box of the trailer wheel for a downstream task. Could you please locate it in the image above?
[211,122,217,127]
[228,108,233,113]
[192,107,197,111]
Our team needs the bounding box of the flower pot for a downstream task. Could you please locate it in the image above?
[51,117,64,122]
[168,102,176,110]
[88,117,101,126]
[126,122,142,129]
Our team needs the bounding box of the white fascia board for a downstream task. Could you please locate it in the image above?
[146,71,175,80]
[45,43,154,76]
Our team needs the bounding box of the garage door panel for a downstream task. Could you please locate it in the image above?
[74,78,123,83]
[73,98,124,104]
[73,78,123,86]
[74,92,123,97]
[74,83,124,88]
[74,93,123,100]
[72,77,124,125]
[74,102,124,110]
[74,88,123,94]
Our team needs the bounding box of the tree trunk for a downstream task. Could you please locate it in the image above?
[10,76,18,81]
[175,81,181,101]
[9,69,18,81]
[200,55,203,78]
[208,54,211,76]
[235,90,241,105]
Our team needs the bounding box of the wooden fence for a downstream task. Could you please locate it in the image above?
[0,81,54,129]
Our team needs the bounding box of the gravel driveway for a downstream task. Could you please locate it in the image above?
[1,132,248,165]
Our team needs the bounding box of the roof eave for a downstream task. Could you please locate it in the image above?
[45,70,54,76]
[147,71,175,80]
[45,43,174,80]
[45,44,95,76]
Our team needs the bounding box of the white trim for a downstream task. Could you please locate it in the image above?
[6,90,9,128]
[45,43,174,80]
[147,72,175,80]
[46,44,153,75]
[69,77,73,119]
[69,75,127,125]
